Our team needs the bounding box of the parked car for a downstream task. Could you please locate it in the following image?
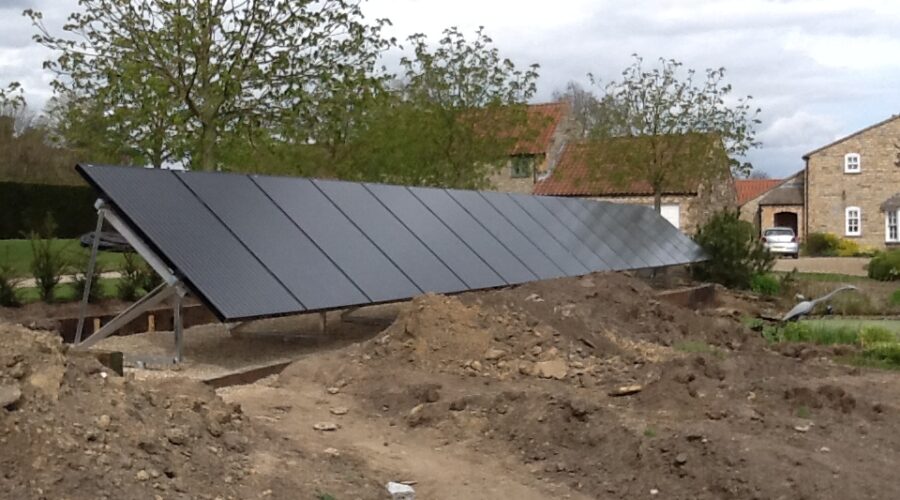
[762,227,799,258]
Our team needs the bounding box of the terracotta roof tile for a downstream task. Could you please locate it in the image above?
[532,141,701,196]
[735,179,782,205]
[510,102,567,156]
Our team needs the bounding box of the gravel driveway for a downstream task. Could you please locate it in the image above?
[772,256,869,277]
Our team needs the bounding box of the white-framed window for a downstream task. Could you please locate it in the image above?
[844,153,861,174]
[887,211,899,242]
[845,206,861,236]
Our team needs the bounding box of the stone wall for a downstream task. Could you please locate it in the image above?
[760,205,804,240]
[806,116,900,248]
[489,156,544,194]
[739,195,762,228]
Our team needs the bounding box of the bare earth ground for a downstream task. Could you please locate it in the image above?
[773,256,869,276]
[3,271,900,499]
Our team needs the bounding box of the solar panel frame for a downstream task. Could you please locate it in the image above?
[254,176,421,303]
[409,186,537,285]
[446,189,565,280]
[76,164,707,323]
[76,165,303,320]
[177,171,370,311]
[479,191,589,276]
[313,179,468,295]
[364,183,504,290]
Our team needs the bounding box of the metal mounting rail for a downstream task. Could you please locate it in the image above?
[74,199,188,363]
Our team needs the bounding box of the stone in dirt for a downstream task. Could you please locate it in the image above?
[534,359,568,380]
[483,348,506,361]
[329,406,349,416]
[313,422,339,432]
[0,384,22,409]
[608,384,643,397]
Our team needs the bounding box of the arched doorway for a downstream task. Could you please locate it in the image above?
[774,211,798,235]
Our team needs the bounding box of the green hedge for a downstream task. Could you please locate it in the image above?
[0,181,98,238]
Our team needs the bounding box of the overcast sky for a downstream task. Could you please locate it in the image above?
[2,0,899,177]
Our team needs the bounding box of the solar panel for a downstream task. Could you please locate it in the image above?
[77,164,706,321]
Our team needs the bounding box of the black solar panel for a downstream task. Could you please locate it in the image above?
[77,164,706,321]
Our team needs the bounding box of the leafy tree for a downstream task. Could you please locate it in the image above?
[27,0,391,170]
[587,55,761,212]
[340,27,541,189]
[552,81,597,138]
[692,210,773,289]
[748,170,771,179]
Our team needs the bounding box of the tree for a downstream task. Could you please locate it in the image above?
[340,27,541,189]
[587,56,761,212]
[748,170,771,179]
[27,0,391,170]
[552,81,598,138]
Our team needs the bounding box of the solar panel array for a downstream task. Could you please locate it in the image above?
[77,164,704,321]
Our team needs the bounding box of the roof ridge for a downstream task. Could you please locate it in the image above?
[803,114,900,159]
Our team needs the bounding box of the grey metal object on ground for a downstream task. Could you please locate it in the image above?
[781,285,859,322]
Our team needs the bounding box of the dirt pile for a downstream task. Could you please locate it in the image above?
[0,322,385,500]
[271,272,900,500]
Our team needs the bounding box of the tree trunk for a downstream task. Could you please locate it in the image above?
[197,123,215,171]
[653,188,662,213]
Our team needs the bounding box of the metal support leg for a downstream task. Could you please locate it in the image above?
[75,209,106,344]
[75,283,177,349]
[173,294,184,363]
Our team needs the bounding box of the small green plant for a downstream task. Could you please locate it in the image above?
[891,289,900,306]
[750,273,781,296]
[28,214,69,303]
[0,262,21,307]
[803,232,840,257]
[316,493,336,500]
[858,326,896,347]
[73,259,105,304]
[868,250,900,281]
[860,342,900,368]
[796,405,811,419]
[692,210,774,289]
[643,427,657,438]
[117,253,144,301]
[775,322,858,345]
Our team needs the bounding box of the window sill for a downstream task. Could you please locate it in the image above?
[843,170,861,175]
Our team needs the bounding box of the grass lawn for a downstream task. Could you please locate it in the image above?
[15,278,120,304]
[802,318,900,335]
[0,239,127,278]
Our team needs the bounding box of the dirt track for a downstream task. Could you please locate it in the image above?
[773,256,869,276]
[3,271,900,499]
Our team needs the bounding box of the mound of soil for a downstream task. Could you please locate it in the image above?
[271,272,900,500]
[0,323,385,500]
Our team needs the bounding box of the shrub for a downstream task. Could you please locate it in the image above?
[836,238,861,257]
[0,181,97,239]
[774,322,859,345]
[750,273,781,296]
[73,259,105,304]
[692,210,774,289]
[867,250,900,281]
[891,289,900,306]
[803,232,840,256]
[28,215,69,303]
[858,326,896,347]
[0,262,21,307]
[117,253,160,301]
[829,292,877,316]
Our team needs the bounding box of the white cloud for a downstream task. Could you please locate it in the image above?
[2,0,900,177]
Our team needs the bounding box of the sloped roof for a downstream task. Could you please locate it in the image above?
[509,102,567,156]
[735,179,782,205]
[757,171,804,206]
[803,114,900,159]
[532,140,700,196]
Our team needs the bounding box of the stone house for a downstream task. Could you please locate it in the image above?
[532,140,737,233]
[804,114,900,249]
[737,171,805,239]
[489,102,578,193]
